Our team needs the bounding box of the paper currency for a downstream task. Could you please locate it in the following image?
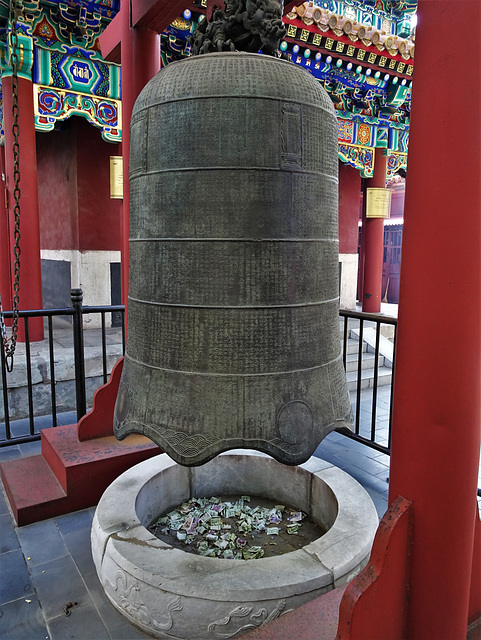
[150,496,308,560]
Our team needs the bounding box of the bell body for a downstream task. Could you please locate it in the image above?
[114,52,353,466]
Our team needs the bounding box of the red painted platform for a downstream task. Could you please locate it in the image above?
[0,358,162,526]
[244,585,347,640]
[0,424,160,526]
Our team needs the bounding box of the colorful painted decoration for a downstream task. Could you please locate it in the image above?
[339,143,374,178]
[357,123,371,145]
[34,47,120,99]
[387,151,408,175]
[0,1,122,143]
[34,85,121,142]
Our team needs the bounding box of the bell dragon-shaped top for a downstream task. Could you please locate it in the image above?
[189,0,286,57]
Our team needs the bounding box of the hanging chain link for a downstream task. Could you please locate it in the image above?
[1,0,22,373]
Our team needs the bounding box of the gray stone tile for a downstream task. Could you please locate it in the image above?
[377,487,389,501]
[82,332,103,348]
[354,443,390,460]
[377,395,393,406]
[324,431,348,445]
[82,570,133,632]
[56,410,78,426]
[0,487,10,516]
[0,513,20,553]
[374,466,391,482]
[55,508,93,535]
[61,527,96,575]
[313,448,338,466]
[50,334,73,349]
[17,519,69,568]
[323,455,354,474]
[332,462,390,496]
[0,596,48,639]
[18,440,42,457]
[359,405,390,418]
[366,489,389,519]
[0,549,34,603]
[336,436,387,457]
[7,421,37,439]
[47,603,110,640]
[0,445,21,461]
[369,451,391,463]
[33,415,56,428]
[332,449,390,478]
[314,439,349,459]
[373,424,390,438]
[30,555,92,620]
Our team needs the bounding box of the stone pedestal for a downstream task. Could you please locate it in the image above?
[92,452,378,639]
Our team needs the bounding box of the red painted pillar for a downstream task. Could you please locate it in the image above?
[361,148,387,313]
[3,75,43,341]
[0,146,12,314]
[388,0,481,638]
[117,6,160,311]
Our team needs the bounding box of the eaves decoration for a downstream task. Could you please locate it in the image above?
[282,2,414,177]
[0,0,121,144]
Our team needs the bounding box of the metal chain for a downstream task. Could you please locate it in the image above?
[1,0,22,373]
[0,295,10,343]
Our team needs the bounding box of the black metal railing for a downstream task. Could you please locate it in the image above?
[339,309,397,455]
[0,289,125,447]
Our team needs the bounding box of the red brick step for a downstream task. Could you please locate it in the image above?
[0,425,161,526]
[0,358,161,526]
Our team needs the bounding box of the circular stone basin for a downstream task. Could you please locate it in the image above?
[91,452,379,640]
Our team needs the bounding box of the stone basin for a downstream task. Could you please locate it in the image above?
[91,451,378,639]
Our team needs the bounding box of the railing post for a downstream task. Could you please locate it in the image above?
[71,288,87,422]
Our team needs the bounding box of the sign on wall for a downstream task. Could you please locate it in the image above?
[366,188,392,218]
[110,156,123,199]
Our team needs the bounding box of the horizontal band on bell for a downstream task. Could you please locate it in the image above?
[123,352,344,377]
[127,296,340,310]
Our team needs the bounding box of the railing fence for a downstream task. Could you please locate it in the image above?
[0,289,125,447]
[340,309,397,455]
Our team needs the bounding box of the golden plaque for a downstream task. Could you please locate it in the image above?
[110,156,123,199]
[366,187,392,218]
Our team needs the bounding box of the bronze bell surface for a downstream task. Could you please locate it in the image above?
[113,52,353,466]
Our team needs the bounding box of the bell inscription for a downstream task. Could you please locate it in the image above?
[114,52,353,466]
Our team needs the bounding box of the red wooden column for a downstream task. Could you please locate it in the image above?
[2,74,44,341]
[100,4,161,311]
[361,148,387,313]
[337,1,480,637]
[121,26,160,311]
[387,0,481,636]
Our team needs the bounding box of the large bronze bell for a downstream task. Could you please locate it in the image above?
[113,52,353,466]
